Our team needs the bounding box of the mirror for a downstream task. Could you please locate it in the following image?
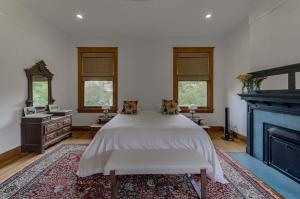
[296,72,300,89]
[260,74,289,90]
[32,75,49,107]
[25,61,55,109]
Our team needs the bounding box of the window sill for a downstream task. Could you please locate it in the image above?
[180,107,214,113]
[77,107,118,113]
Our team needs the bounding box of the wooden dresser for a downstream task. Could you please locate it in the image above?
[21,111,72,153]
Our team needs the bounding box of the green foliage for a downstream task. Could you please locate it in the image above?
[84,81,113,106]
[178,81,207,106]
[33,81,48,107]
[253,77,267,90]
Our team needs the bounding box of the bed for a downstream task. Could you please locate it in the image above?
[77,110,227,183]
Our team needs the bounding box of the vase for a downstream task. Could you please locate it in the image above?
[242,86,248,94]
[241,82,250,94]
[247,84,253,94]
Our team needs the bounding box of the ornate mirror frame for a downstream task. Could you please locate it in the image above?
[25,60,55,109]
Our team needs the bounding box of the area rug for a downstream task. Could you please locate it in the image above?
[0,144,281,199]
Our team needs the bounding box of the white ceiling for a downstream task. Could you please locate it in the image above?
[18,0,252,38]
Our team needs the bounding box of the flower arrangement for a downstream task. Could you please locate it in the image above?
[253,77,267,91]
[236,74,253,94]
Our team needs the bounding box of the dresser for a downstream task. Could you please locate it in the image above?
[21,111,72,153]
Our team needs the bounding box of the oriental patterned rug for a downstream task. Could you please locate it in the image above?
[0,144,281,199]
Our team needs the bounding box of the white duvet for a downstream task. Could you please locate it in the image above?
[78,111,227,183]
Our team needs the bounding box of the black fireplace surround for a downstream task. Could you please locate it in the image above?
[239,63,300,183]
[263,123,300,183]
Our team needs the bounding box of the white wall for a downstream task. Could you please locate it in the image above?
[70,36,226,127]
[249,0,300,95]
[0,0,227,154]
[250,0,300,70]
[0,0,71,153]
[222,20,250,135]
[222,0,300,135]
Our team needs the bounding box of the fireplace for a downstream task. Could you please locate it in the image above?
[263,123,300,183]
[238,63,300,183]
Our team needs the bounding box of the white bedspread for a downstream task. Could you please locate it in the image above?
[78,111,227,183]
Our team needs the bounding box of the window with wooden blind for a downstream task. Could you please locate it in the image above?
[173,47,214,113]
[78,47,118,113]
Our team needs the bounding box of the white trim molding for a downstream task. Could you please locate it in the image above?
[249,0,288,25]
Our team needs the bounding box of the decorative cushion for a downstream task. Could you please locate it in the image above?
[161,99,178,114]
[122,100,138,114]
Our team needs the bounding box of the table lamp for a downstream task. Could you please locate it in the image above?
[189,104,197,121]
[102,105,110,119]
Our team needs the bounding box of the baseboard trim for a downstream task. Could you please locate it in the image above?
[208,126,246,142]
[0,146,22,163]
[71,126,91,131]
[231,130,247,142]
[209,126,224,132]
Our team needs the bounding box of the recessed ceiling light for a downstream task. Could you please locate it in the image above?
[205,13,212,19]
[76,14,83,19]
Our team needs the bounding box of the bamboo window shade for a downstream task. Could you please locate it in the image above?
[81,52,114,81]
[177,53,209,81]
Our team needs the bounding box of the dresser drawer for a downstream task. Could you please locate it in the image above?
[45,132,57,142]
[42,116,52,121]
[45,123,58,133]
[63,126,71,133]
[56,129,64,136]
[63,117,72,126]
[57,121,64,129]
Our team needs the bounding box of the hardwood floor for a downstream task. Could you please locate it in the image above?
[208,131,246,153]
[0,131,245,183]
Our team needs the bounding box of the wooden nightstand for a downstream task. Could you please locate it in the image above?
[90,124,104,138]
[97,115,115,124]
[200,125,211,133]
[186,116,205,125]
[90,115,115,138]
[185,115,210,132]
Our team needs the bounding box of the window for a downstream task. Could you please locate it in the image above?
[78,47,118,112]
[173,47,214,113]
[84,81,113,107]
[178,81,207,106]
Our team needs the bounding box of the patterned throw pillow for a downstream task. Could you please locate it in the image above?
[161,99,178,114]
[122,100,138,114]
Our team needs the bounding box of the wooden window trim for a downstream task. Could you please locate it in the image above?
[173,47,214,113]
[77,47,118,113]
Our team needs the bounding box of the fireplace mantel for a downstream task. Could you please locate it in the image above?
[239,93,300,118]
[239,93,300,105]
[239,63,300,157]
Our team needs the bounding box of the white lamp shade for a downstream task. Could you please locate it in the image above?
[189,104,197,110]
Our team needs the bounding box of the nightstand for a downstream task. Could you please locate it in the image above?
[186,115,210,132]
[97,115,115,124]
[90,123,104,138]
[90,115,115,138]
[200,125,210,133]
[187,116,205,125]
